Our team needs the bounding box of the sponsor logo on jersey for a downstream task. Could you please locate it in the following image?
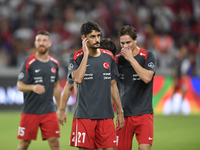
[18,72,24,79]
[140,52,146,56]
[28,58,36,65]
[116,52,122,57]
[148,62,154,68]
[103,62,109,69]
[132,74,141,81]
[34,77,43,83]
[100,49,114,59]
[138,49,148,61]
[51,67,56,73]
[68,63,74,70]
[103,73,111,80]
[35,69,40,73]
[26,55,36,73]
[84,74,93,80]
[51,76,55,82]
[76,51,83,57]
[119,73,124,79]
[102,50,112,57]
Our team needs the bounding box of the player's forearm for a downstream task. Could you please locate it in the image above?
[74,83,77,97]
[72,54,88,84]
[60,85,72,110]
[111,80,124,113]
[60,93,69,111]
[112,94,124,114]
[17,81,34,93]
[54,82,61,108]
[129,58,153,84]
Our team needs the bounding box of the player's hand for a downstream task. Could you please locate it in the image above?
[57,109,67,126]
[116,111,125,130]
[82,38,89,55]
[121,47,133,62]
[33,84,45,94]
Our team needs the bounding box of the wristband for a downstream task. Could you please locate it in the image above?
[60,108,65,111]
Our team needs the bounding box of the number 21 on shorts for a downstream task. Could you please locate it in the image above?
[72,132,86,143]
[18,126,25,136]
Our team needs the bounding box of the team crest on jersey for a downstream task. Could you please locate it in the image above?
[51,67,56,73]
[68,63,74,70]
[18,72,24,79]
[148,62,154,68]
[103,62,109,69]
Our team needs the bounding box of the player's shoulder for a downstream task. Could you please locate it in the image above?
[115,52,122,58]
[49,55,60,68]
[24,55,36,67]
[72,49,84,60]
[100,49,114,59]
[138,48,148,56]
[114,52,123,65]
[146,50,156,59]
[138,48,156,61]
[115,52,123,62]
[26,55,36,64]
[23,55,37,73]
[138,48,148,61]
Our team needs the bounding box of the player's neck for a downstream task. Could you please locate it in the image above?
[89,48,101,57]
[132,46,140,57]
[35,52,49,62]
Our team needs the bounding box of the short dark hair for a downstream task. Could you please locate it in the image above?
[36,30,50,37]
[80,21,101,36]
[118,25,137,40]
[100,38,117,55]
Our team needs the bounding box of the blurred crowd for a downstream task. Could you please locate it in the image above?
[0,0,200,78]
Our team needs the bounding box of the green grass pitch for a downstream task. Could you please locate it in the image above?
[0,110,200,150]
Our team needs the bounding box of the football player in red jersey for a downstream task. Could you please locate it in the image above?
[17,31,61,150]
[115,25,157,150]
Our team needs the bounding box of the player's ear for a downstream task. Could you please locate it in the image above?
[81,35,86,41]
[135,38,137,44]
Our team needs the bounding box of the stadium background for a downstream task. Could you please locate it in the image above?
[1,76,200,116]
[0,0,200,149]
[0,0,200,114]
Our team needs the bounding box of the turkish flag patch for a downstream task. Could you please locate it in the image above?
[51,67,56,73]
[103,62,109,69]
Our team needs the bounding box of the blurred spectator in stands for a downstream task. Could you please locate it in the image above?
[13,21,34,42]
[163,44,191,115]
[193,0,200,19]
[181,52,196,76]
[0,0,200,77]
[49,18,64,54]
[0,19,18,66]
[12,20,34,66]
[186,38,199,55]
[172,45,189,103]
[30,0,55,6]
[152,1,174,33]
[153,29,174,70]
[153,30,173,53]
[0,47,10,67]
[63,5,82,35]
[177,25,197,48]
